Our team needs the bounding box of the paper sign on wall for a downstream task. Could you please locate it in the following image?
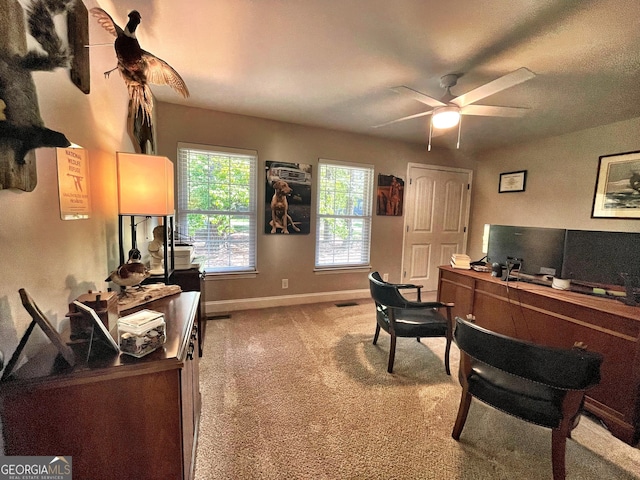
[57,147,91,220]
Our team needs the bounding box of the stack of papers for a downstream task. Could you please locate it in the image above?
[450,253,471,269]
[174,245,195,270]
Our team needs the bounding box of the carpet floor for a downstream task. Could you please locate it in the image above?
[194,301,640,479]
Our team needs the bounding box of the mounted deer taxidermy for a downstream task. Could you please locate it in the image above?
[0,0,75,192]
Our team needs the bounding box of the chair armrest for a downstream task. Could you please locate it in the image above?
[396,283,423,301]
[396,283,423,290]
[402,300,454,310]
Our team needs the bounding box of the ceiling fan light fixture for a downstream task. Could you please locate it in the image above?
[432,106,461,129]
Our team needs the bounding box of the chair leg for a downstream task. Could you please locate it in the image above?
[452,389,472,440]
[373,324,380,345]
[387,334,397,373]
[444,335,452,376]
[551,426,568,480]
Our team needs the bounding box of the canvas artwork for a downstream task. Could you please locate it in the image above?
[265,161,312,234]
[376,174,404,216]
[592,151,640,219]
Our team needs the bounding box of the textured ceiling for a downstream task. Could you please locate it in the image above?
[90,0,640,153]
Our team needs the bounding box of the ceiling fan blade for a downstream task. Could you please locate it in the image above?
[451,67,535,108]
[373,110,433,128]
[391,86,447,108]
[460,104,530,117]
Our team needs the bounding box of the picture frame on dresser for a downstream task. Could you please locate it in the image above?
[2,289,76,380]
[73,300,120,352]
[592,150,640,218]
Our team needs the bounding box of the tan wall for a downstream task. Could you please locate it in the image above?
[0,31,131,380]
[1,0,637,457]
[2,76,638,356]
[466,117,640,262]
[156,103,476,306]
[2,21,638,382]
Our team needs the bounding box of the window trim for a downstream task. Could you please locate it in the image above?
[314,158,374,271]
[176,142,258,274]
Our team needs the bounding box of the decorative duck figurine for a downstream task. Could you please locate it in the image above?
[105,248,150,291]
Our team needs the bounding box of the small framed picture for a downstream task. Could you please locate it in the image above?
[499,170,527,193]
[73,301,120,352]
[376,174,404,216]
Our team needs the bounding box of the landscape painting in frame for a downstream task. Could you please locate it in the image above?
[264,161,312,234]
[592,151,640,218]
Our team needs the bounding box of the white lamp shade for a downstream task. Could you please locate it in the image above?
[432,106,461,129]
[117,153,175,215]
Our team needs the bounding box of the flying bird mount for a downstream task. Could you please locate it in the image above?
[375,67,536,150]
[90,8,190,153]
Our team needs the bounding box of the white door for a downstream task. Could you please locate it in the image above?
[401,164,472,292]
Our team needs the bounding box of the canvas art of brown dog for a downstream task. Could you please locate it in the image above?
[270,179,301,234]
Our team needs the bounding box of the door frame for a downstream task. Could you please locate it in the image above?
[401,162,473,291]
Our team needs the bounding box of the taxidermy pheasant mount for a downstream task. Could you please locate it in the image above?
[90,7,190,130]
[0,0,73,191]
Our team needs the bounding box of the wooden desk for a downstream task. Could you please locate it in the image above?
[0,292,202,480]
[438,266,640,446]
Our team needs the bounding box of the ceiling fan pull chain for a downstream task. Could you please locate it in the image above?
[428,120,433,151]
[456,116,462,149]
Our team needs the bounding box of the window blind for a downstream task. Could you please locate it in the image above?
[177,143,258,273]
[315,159,374,268]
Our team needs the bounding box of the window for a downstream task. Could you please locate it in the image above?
[177,143,257,273]
[315,159,374,269]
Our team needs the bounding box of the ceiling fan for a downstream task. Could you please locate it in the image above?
[375,67,536,150]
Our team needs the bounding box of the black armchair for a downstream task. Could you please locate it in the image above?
[368,272,454,374]
[451,317,603,480]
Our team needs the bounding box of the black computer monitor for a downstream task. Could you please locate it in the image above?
[561,230,640,286]
[487,225,566,277]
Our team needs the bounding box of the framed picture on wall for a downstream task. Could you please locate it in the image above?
[592,151,640,219]
[264,161,312,234]
[376,174,404,216]
[499,170,527,193]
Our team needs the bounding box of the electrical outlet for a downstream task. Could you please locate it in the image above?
[282,278,288,289]
[383,273,389,282]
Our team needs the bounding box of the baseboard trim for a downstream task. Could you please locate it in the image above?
[204,288,370,315]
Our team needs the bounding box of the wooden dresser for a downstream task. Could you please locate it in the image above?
[438,266,640,446]
[0,292,202,480]
[170,265,205,356]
